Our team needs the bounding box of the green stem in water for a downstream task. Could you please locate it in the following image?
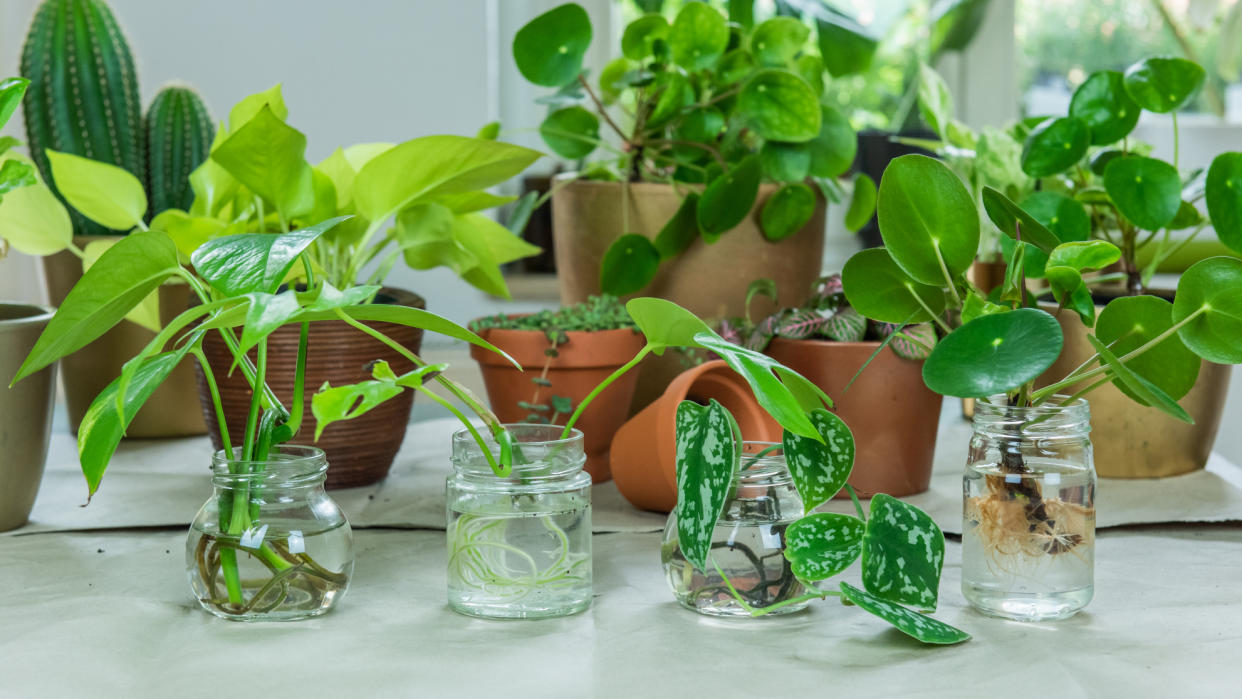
[561,345,652,437]
[285,322,310,437]
[743,443,783,468]
[711,558,836,617]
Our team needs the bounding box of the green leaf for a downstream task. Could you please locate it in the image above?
[653,193,700,259]
[46,150,147,230]
[697,155,761,238]
[475,121,501,140]
[673,399,739,572]
[1104,156,1181,231]
[236,291,302,355]
[673,107,726,159]
[928,0,990,55]
[1069,71,1140,146]
[760,183,815,242]
[1020,117,1089,178]
[1087,335,1193,423]
[668,2,729,71]
[1097,296,1200,403]
[1048,240,1121,272]
[599,234,660,295]
[1021,191,1090,243]
[845,174,876,233]
[0,173,71,255]
[759,141,810,182]
[794,54,825,96]
[891,324,937,360]
[647,73,693,128]
[1206,152,1242,253]
[304,281,380,313]
[621,14,668,60]
[838,582,971,645]
[1167,200,1202,230]
[876,155,979,286]
[1123,57,1205,114]
[751,17,809,66]
[0,77,30,131]
[228,84,288,131]
[513,3,592,87]
[728,0,754,27]
[862,493,945,610]
[211,105,313,221]
[191,217,348,297]
[81,239,160,333]
[783,513,864,581]
[1045,265,1096,326]
[435,213,541,299]
[737,70,822,143]
[312,379,404,441]
[981,186,1062,254]
[917,63,953,139]
[806,104,857,178]
[922,308,1064,397]
[540,106,599,159]
[13,231,180,383]
[0,159,36,202]
[1173,256,1242,364]
[781,409,855,510]
[716,49,757,85]
[961,290,1007,325]
[816,14,877,77]
[841,247,945,324]
[149,209,225,260]
[625,297,715,350]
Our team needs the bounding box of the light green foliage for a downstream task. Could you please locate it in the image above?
[1103,156,1181,231]
[668,2,728,71]
[1206,153,1242,253]
[917,63,953,139]
[1020,117,1090,178]
[0,163,72,255]
[540,106,600,160]
[841,247,944,324]
[191,217,348,296]
[861,494,945,611]
[313,361,445,440]
[211,105,314,221]
[46,150,147,231]
[737,70,822,143]
[1069,71,1139,146]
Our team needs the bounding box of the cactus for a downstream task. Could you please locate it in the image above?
[145,86,214,214]
[20,0,145,235]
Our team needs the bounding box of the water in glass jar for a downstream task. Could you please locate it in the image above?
[663,520,806,617]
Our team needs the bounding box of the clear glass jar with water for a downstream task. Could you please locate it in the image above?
[446,424,592,619]
[186,445,354,621]
[963,396,1096,621]
[661,442,807,617]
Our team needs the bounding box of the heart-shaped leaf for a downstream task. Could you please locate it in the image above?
[783,513,864,581]
[1206,152,1242,253]
[861,493,946,610]
[697,155,761,238]
[1022,191,1091,243]
[1104,156,1182,231]
[540,106,599,159]
[1020,116,1089,178]
[759,141,810,182]
[1097,296,1200,403]
[877,154,979,286]
[922,308,1064,397]
[626,297,715,350]
[0,171,71,256]
[210,105,313,221]
[674,399,740,572]
[781,409,855,511]
[1069,70,1140,145]
[839,582,971,645]
[751,16,809,66]
[1173,256,1242,363]
[841,247,946,324]
[191,217,349,296]
[513,3,592,87]
[237,291,303,355]
[621,14,668,60]
[1123,56,1205,114]
[737,70,822,143]
[760,183,815,241]
[1087,334,1193,423]
[599,234,661,295]
[668,2,729,71]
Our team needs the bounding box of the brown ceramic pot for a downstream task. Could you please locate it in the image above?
[470,325,647,483]
[552,179,826,413]
[766,338,942,497]
[1038,305,1230,478]
[196,288,424,489]
[43,238,205,437]
[609,360,781,513]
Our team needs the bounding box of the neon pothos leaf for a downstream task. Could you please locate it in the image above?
[839,582,970,645]
[783,513,864,581]
[861,493,946,611]
[191,217,350,296]
[781,409,855,511]
[312,361,447,440]
[674,399,740,572]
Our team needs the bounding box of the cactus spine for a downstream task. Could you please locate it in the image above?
[21,0,145,235]
[145,86,214,214]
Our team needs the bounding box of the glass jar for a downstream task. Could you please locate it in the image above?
[446,424,592,619]
[186,446,354,621]
[962,396,1096,621]
[661,442,807,617]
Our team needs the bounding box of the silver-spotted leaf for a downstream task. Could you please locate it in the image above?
[861,493,945,611]
[781,408,855,511]
[839,582,970,645]
[783,513,864,581]
[674,399,740,572]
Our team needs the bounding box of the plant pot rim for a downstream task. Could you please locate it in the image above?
[0,303,55,329]
[470,324,645,367]
[766,337,885,350]
[550,174,789,195]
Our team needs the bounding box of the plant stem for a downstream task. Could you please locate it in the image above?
[1172,111,1180,170]
[241,339,268,461]
[192,347,232,455]
[577,74,629,143]
[743,442,783,468]
[285,322,309,436]
[846,484,866,521]
[711,558,834,617]
[561,345,652,436]
[646,138,728,171]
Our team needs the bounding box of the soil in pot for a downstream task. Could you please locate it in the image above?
[196,288,424,489]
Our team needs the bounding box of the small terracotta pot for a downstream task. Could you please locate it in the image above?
[471,326,646,482]
[196,288,424,489]
[610,360,781,512]
[766,338,942,497]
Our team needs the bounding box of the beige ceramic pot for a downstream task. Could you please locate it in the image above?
[43,237,205,437]
[0,303,57,531]
[551,178,826,411]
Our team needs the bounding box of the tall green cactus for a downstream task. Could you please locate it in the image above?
[145,86,214,214]
[21,0,146,236]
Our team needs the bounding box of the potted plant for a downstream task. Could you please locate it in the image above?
[4,0,216,438]
[467,295,644,482]
[840,152,1242,619]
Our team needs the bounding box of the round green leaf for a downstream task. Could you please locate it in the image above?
[696,155,761,238]
[760,183,815,241]
[599,233,660,296]
[1097,296,1200,403]
[716,49,757,85]
[621,14,669,60]
[1021,190,1090,243]
[922,308,1063,397]
[794,54,825,95]
[1047,240,1121,271]
[1069,71,1140,145]
[751,16,809,66]
[512,3,593,87]
[669,2,729,71]
[1206,152,1242,253]
[647,73,694,128]
[807,104,857,178]
[1123,57,1206,114]
[599,57,635,102]
[1090,148,1124,176]
[1020,116,1090,178]
[539,106,599,160]
[737,69,822,143]
[759,141,810,182]
[1104,156,1181,231]
[1169,200,1202,229]
[673,107,725,160]
[876,154,979,286]
[844,173,876,233]
[841,247,946,324]
[1173,256,1242,364]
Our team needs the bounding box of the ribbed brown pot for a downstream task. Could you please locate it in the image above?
[766,338,942,497]
[195,288,424,489]
[552,178,826,412]
[43,237,205,437]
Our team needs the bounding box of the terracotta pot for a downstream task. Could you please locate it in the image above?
[0,303,57,531]
[766,338,942,497]
[470,325,646,482]
[43,238,205,437]
[1038,305,1230,478]
[551,178,826,412]
[196,288,424,489]
[610,360,781,513]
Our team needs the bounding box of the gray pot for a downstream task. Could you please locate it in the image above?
[0,303,56,531]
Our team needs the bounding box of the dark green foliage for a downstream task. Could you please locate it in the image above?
[145,86,214,214]
[469,295,634,333]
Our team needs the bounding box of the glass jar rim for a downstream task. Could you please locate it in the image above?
[736,441,789,484]
[974,394,1089,416]
[452,423,586,480]
[211,445,328,486]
